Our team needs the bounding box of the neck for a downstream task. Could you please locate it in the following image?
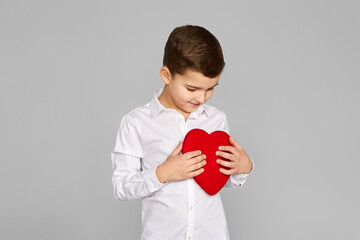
[158,86,172,109]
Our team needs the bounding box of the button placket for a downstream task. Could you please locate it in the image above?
[184,117,195,240]
[178,114,186,137]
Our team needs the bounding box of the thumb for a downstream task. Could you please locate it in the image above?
[172,141,183,155]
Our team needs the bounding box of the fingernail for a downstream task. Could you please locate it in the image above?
[219,146,222,150]
[216,151,219,155]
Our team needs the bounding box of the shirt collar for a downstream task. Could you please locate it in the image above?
[150,87,208,119]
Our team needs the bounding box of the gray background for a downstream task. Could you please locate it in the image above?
[1,0,359,239]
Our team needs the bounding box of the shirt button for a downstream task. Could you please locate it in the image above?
[188,237,192,240]
[189,206,193,211]
[153,184,158,188]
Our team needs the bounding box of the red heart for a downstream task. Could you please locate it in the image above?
[182,128,231,195]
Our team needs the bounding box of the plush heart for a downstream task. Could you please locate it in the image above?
[182,128,231,195]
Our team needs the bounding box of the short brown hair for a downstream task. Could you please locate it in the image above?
[163,25,225,78]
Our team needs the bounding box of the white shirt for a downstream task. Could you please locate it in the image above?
[111,87,254,240]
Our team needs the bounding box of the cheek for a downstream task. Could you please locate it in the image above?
[176,91,191,103]
[180,91,192,101]
[206,91,214,100]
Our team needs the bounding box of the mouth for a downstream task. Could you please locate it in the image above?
[190,102,200,106]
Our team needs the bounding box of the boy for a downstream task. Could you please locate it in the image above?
[111,25,254,240]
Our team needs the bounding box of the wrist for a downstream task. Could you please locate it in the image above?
[155,164,168,183]
[241,157,253,174]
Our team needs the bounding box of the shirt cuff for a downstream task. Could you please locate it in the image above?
[143,166,167,193]
[229,173,248,187]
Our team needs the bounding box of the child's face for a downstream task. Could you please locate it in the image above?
[160,67,221,116]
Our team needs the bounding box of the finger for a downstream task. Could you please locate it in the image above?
[218,145,235,153]
[229,136,244,150]
[189,168,205,178]
[172,141,183,156]
[183,150,202,159]
[216,159,234,168]
[187,154,206,165]
[216,150,235,161]
[188,159,207,172]
[219,167,235,176]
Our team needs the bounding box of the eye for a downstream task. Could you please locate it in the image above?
[207,88,214,91]
[187,88,196,92]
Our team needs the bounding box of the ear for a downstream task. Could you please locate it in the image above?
[160,66,172,84]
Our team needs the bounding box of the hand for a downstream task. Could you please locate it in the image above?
[216,136,253,175]
[156,141,207,183]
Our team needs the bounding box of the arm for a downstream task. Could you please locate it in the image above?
[220,113,255,188]
[111,115,166,200]
[111,152,165,200]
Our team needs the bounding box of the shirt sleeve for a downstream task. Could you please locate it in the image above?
[220,113,255,188]
[111,115,166,200]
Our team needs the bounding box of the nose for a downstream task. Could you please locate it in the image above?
[195,91,207,104]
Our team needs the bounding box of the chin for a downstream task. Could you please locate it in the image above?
[182,106,193,113]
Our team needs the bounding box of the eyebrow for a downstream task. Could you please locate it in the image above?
[185,82,219,89]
